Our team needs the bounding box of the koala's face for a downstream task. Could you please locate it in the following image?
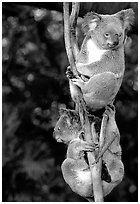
[82,9,135,50]
[53,110,81,144]
[94,17,125,49]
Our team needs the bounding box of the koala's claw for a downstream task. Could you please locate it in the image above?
[107,102,115,112]
[71,77,84,87]
[104,105,115,119]
[83,141,99,152]
[66,66,75,79]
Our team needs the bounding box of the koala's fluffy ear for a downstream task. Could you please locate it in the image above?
[59,108,68,116]
[82,12,101,34]
[115,9,135,31]
[59,108,74,118]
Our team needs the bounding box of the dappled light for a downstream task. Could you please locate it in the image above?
[2,2,137,202]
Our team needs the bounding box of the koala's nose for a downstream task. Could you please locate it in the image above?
[108,41,118,48]
[113,40,119,46]
[108,34,119,47]
[113,34,119,45]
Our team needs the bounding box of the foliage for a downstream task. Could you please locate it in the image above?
[2,3,137,202]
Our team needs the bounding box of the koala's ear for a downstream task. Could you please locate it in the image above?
[59,108,73,118]
[59,108,68,116]
[115,9,135,31]
[82,12,101,34]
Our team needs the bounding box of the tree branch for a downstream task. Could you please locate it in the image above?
[83,111,104,202]
[63,2,78,76]
[63,2,104,201]
[63,2,86,124]
[91,114,109,202]
[70,2,80,57]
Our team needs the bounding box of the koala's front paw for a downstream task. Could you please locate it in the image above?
[66,66,75,79]
[71,76,85,88]
[108,101,115,111]
[104,104,115,118]
[82,141,99,152]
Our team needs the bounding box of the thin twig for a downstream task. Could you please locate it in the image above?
[70,2,80,57]
[63,2,86,123]
[85,114,108,202]
[63,2,78,76]
[69,2,87,125]
[91,114,109,202]
[84,112,104,202]
[99,114,108,150]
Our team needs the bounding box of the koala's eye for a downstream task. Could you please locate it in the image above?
[57,127,61,131]
[104,33,110,37]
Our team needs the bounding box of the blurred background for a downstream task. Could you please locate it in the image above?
[2,2,138,202]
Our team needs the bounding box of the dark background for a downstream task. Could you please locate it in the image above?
[2,2,138,202]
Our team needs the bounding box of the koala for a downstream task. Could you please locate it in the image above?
[67,9,135,111]
[54,108,124,198]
